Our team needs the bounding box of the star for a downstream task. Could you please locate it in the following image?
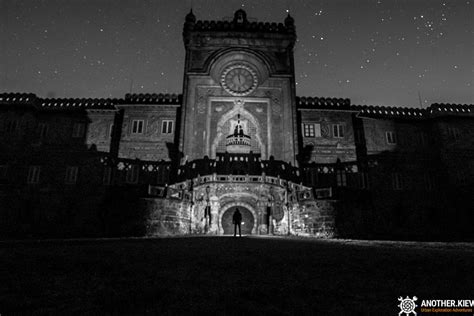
[1,0,471,106]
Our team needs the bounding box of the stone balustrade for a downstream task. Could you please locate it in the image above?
[172,173,305,192]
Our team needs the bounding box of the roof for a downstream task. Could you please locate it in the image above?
[39,98,118,110]
[1,92,471,118]
[0,92,183,111]
[296,96,473,119]
[183,9,295,36]
[354,105,426,119]
[190,20,293,34]
[427,103,473,117]
[124,93,182,105]
[0,93,37,104]
[296,96,351,110]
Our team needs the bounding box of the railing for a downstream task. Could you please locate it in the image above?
[176,153,300,182]
[225,135,251,147]
[170,173,307,193]
[97,152,366,191]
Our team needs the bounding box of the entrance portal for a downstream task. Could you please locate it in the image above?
[221,206,254,235]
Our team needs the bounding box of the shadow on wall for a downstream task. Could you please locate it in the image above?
[0,107,111,238]
[0,100,187,239]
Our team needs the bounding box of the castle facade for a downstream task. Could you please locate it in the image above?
[1,10,473,239]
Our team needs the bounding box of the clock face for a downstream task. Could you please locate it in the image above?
[221,65,258,96]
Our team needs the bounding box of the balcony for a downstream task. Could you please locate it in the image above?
[225,134,251,154]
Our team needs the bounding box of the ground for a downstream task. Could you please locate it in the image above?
[1,236,473,315]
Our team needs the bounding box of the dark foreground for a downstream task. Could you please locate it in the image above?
[1,237,473,315]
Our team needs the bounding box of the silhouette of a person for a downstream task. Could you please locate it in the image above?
[232,208,242,237]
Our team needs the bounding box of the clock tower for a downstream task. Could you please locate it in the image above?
[180,9,298,164]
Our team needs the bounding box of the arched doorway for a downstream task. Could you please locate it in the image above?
[221,206,254,235]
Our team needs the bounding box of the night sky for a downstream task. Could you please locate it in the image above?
[1,0,472,107]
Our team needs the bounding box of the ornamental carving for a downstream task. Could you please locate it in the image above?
[321,124,330,138]
[145,116,160,136]
[272,103,281,115]
[264,90,282,115]
[197,95,206,114]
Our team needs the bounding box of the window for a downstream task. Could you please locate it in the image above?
[302,123,321,138]
[162,120,173,134]
[6,120,19,133]
[126,165,139,184]
[333,124,344,138]
[38,123,48,139]
[359,172,369,189]
[103,167,113,185]
[27,166,41,184]
[72,122,86,138]
[386,131,397,144]
[65,166,78,184]
[303,123,314,137]
[447,126,460,140]
[132,120,144,134]
[336,170,347,187]
[391,173,403,190]
[314,124,321,137]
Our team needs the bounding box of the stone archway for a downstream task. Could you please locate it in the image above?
[221,206,254,235]
[219,202,258,235]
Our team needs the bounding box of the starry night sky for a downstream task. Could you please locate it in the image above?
[1,0,472,107]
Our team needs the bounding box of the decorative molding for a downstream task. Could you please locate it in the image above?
[145,115,160,137]
[208,98,269,159]
[197,95,206,114]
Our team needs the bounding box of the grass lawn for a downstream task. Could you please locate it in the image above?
[1,236,473,315]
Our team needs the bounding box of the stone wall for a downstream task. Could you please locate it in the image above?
[136,189,337,238]
[299,109,356,163]
[138,198,192,236]
[272,200,336,237]
[168,179,337,238]
[181,11,298,164]
[117,104,179,161]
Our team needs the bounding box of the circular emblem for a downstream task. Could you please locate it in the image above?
[221,65,258,96]
[398,296,418,316]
